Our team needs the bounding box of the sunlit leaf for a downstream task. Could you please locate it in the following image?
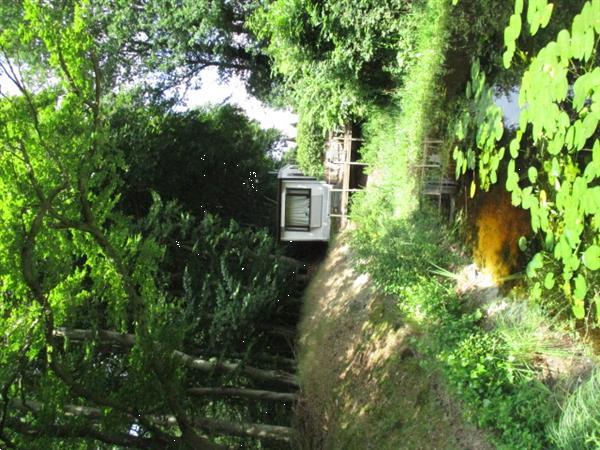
[582,245,600,270]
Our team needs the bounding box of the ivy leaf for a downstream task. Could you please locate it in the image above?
[509,138,520,158]
[573,297,585,319]
[503,47,514,69]
[518,236,528,251]
[572,69,599,112]
[515,0,524,15]
[556,29,571,62]
[511,187,522,206]
[573,273,587,303]
[539,3,554,29]
[522,186,534,209]
[508,14,522,40]
[528,166,538,183]
[582,245,600,270]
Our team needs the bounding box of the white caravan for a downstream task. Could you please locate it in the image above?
[277,165,332,242]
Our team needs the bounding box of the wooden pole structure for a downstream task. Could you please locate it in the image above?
[340,123,352,226]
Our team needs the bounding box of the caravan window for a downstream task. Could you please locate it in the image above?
[285,188,311,231]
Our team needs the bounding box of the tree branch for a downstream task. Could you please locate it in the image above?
[5,416,160,449]
[52,328,299,387]
[188,387,296,403]
[193,416,295,442]
[21,182,67,327]
[173,351,299,387]
[10,399,293,443]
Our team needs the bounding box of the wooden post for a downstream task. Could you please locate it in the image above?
[341,124,352,227]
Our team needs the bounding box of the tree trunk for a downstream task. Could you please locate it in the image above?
[53,328,299,387]
[188,387,296,402]
[10,399,294,443]
[173,350,299,387]
[194,416,295,441]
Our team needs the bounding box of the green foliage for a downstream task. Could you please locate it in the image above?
[92,0,278,99]
[492,301,573,366]
[351,206,557,449]
[352,209,461,292]
[347,4,570,443]
[295,113,325,177]
[180,213,292,356]
[549,370,600,449]
[0,2,295,448]
[443,332,554,449]
[452,60,505,192]
[349,0,450,222]
[110,95,281,227]
[447,0,515,87]
[252,0,424,130]
[452,0,600,320]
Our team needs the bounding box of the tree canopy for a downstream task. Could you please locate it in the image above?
[95,0,279,99]
[110,96,281,227]
[0,2,297,448]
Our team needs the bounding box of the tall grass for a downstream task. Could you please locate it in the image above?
[354,0,450,220]
[491,301,574,367]
[550,370,600,450]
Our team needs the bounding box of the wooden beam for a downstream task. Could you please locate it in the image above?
[341,123,352,226]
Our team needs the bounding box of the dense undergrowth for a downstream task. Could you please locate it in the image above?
[350,207,562,448]
[346,1,600,448]
[255,0,600,447]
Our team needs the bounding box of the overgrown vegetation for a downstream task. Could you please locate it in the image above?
[110,95,281,227]
[452,0,600,321]
[550,369,600,449]
[251,0,429,173]
[1,0,598,447]
[320,0,599,447]
[0,2,298,448]
[350,206,581,448]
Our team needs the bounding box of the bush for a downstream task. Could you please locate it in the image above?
[295,113,326,177]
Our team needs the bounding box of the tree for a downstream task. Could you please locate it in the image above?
[0,2,297,448]
[93,0,278,100]
[250,0,419,170]
[109,95,282,228]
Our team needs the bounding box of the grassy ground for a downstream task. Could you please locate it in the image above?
[295,234,491,450]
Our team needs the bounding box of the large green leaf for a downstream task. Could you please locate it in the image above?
[528,166,538,183]
[573,274,588,307]
[526,252,544,278]
[582,245,600,270]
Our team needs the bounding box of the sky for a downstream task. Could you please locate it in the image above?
[494,88,520,128]
[182,67,298,140]
[182,69,519,137]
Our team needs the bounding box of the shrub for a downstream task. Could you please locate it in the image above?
[295,113,326,177]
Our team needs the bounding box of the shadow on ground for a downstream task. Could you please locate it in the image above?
[294,233,493,450]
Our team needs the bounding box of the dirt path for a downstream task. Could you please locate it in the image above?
[295,233,493,450]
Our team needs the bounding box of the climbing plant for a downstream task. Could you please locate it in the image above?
[452,60,505,196]
[453,0,600,320]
